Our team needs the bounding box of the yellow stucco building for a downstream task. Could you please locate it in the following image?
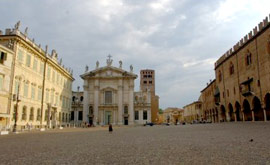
[0,22,74,130]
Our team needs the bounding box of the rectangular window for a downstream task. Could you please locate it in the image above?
[46,91,49,103]
[57,73,59,84]
[31,86,35,99]
[33,58,38,71]
[55,95,58,106]
[51,93,54,104]
[143,111,147,120]
[14,80,19,94]
[24,83,29,97]
[0,75,3,90]
[105,91,112,104]
[0,52,7,64]
[40,61,44,74]
[26,54,31,67]
[135,111,139,120]
[38,88,42,101]
[17,49,23,62]
[47,66,51,80]
[52,70,55,83]
[78,111,83,120]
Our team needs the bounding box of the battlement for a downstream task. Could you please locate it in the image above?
[0,21,73,76]
[215,14,270,69]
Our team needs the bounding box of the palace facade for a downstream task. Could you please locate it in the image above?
[0,22,74,130]
[199,15,270,122]
[80,57,152,125]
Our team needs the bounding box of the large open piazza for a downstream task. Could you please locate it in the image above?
[0,123,270,164]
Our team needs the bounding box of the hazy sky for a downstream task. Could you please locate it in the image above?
[0,0,269,109]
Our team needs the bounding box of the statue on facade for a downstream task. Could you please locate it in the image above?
[14,21,21,30]
[119,60,122,68]
[96,61,99,69]
[59,58,62,65]
[130,65,133,72]
[85,65,89,72]
[106,54,113,66]
[45,45,48,54]
[24,27,28,36]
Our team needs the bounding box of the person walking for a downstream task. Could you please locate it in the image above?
[109,124,113,133]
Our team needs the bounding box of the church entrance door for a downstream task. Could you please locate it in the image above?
[105,111,112,125]
[124,117,128,125]
[89,117,93,125]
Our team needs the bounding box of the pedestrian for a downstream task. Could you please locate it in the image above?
[109,124,113,133]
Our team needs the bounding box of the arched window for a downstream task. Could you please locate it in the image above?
[36,108,41,121]
[22,106,27,121]
[229,62,234,75]
[246,50,252,66]
[89,106,93,114]
[72,96,76,102]
[80,96,84,102]
[30,107,34,121]
[218,71,222,82]
[124,106,128,114]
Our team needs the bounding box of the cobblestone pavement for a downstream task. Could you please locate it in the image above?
[1,122,270,165]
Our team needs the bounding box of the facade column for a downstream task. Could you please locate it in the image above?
[113,110,116,125]
[118,80,123,125]
[100,110,104,125]
[94,84,99,125]
[263,108,267,121]
[226,112,230,122]
[252,110,255,122]
[242,110,245,122]
[82,85,89,123]
[128,82,134,125]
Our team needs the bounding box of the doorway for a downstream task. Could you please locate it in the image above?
[124,117,128,125]
[105,111,112,125]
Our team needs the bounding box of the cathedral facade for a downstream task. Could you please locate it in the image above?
[80,56,151,125]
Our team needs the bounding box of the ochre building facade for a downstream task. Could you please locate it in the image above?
[201,15,270,122]
[0,22,74,130]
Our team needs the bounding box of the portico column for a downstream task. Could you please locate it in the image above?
[83,85,89,123]
[94,85,99,125]
[226,112,230,122]
[251,110,255,122]
[242,110,245,122]
[118,81,123,125]
[128,83,134,125]
[263,107,267,121]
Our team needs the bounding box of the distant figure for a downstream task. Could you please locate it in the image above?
[109,124,113,133]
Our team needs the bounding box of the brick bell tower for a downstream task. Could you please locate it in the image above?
[140,69,159,123]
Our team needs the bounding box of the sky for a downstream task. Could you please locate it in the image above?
[0,0,269,109]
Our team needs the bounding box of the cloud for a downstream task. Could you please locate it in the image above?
[0,0,268,109]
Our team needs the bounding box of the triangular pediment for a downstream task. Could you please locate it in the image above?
[80,65,137,79]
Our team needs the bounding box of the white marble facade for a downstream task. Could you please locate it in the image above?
[80,56,151,125]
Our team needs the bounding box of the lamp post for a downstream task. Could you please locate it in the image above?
[13,81,21,133]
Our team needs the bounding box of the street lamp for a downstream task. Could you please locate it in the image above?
[13,79,21,133]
